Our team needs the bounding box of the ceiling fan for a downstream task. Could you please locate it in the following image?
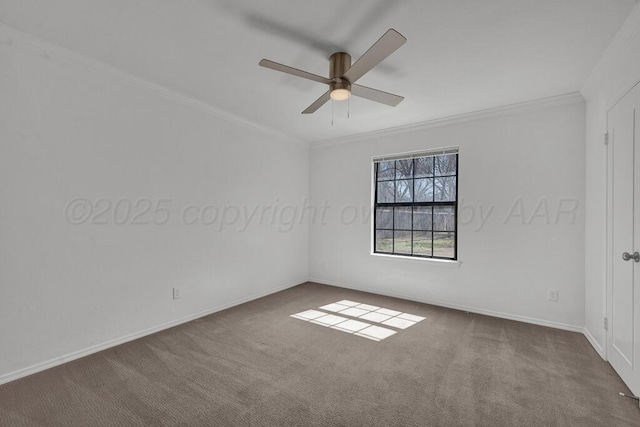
[259,29,407,114]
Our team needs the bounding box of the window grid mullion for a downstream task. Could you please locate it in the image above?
[431,156,435,257]
[411,158,415,255]
[392,161,396,253]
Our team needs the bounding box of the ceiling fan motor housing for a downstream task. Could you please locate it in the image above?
[330,52,352,92]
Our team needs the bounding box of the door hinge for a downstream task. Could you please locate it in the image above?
[604,317,608,330]
[604,133,609,145]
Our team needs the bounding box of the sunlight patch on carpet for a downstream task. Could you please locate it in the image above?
[291,301,425,341]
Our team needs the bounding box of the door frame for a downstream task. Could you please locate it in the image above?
[605,107,611,362]
[605,78,640,364]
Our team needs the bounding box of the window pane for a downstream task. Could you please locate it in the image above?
[376,230,393,252]
[434,176,456,202]
[413,231,432,256]
[373,150,457,260]
[395,180,413,202]
[377,181,394,203]
[434,154,457,176]
[395,159,413,179]
[433,206,456,231]
[376,207,393,229]
[414,178,433,202]
[415,157,434,178]
[377,161,394,181]
[394,207,412,230]
[413,206,433,230]
[433,232,455,258]
[394,231,412,254]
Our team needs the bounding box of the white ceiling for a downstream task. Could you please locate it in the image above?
[0,0,636,143]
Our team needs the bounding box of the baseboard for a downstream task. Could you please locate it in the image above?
[0,279,304,386]
[2,279,602,386]
[583,327,607,360]
[309,278,585,333]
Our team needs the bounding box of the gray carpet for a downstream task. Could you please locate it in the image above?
[0,282,638,426]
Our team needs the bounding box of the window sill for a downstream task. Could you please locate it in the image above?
[370,252,462,268]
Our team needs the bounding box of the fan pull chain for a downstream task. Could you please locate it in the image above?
[348,96,350,119]
[331,99,334,126]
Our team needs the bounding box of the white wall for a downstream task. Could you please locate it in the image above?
[309,101,586,330]
[0,27,309,382]
[581,3,640,358]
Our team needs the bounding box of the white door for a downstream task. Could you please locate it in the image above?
[608,82,640,396]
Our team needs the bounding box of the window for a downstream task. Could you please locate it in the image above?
[373,148,458,260]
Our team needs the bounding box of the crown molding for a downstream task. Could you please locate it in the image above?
[310,92,584,149]
[0,22,308,148]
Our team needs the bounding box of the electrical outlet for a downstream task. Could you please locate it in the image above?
[547,288,559,302]
[173,287,182,300]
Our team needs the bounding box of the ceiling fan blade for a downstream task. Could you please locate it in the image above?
[343,29,406,84]
[302,91,331,114]
[259,59,330,85]
[351,84,404,107]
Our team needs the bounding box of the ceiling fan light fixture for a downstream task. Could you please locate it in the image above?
[330,88,350,101]
[329,80,351,101]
